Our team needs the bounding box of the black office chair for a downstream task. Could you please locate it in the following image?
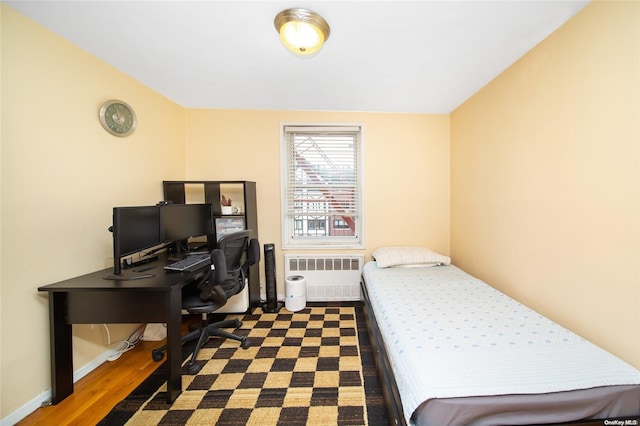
[152,230,260,374]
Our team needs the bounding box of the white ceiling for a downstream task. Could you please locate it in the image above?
[5,0,589,113]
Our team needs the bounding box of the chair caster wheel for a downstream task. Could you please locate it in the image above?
[234,319,242,328]
[240,338,250,349]
[186,362,202,375]
[152,350,164,362]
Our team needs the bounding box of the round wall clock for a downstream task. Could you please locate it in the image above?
[99,100,137,137]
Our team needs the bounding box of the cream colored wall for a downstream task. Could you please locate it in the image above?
[451,1,639,368]
[185,109,450,293]
[1,5,186,417]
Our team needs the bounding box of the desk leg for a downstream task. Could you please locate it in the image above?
[49,292,73,404]
[166,286,182,403]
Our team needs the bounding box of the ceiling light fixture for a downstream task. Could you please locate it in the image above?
[274,8,330,56]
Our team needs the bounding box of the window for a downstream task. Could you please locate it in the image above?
[281,124,364,249]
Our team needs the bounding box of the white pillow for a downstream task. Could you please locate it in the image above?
[372,246,451,268]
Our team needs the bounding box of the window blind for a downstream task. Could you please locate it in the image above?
[283,125,361,242]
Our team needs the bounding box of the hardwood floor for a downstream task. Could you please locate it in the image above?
[18,339,162,426]
[18,315,201,426]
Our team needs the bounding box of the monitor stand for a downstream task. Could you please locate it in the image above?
[103,257,156,280]
[168,239,192,261]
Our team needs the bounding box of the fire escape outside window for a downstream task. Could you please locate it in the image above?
[281,125,364,249]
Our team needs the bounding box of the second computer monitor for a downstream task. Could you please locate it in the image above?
[161,203,214,242]
[109,205,162,277]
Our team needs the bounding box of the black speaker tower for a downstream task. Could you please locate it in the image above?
[262,243,282,313]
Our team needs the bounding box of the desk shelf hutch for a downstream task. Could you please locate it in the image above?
[162,180,260,310]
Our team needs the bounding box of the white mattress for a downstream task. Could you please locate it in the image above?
[362,262,640,424]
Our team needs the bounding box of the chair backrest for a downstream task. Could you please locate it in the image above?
[214,230,260,296]
[217,230,252,276]
[198,230,260,303]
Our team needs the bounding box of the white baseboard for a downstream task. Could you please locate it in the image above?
[1,348,113,426]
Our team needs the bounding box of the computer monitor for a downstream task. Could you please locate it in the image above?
[107,205,162,278]
[160,203,214,254]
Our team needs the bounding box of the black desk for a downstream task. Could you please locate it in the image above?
[38,259,207,404]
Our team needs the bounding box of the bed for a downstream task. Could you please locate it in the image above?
[361,247,640,426]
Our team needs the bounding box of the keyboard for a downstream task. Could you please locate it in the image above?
[164,253,211,272]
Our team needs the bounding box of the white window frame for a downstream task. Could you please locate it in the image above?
[280,123,364,249]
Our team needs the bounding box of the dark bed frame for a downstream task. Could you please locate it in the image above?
[360,278,407,426]
[359,277,637,426]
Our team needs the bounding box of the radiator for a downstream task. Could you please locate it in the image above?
[284,254,364,302]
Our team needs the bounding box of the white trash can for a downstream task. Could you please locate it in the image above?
[285,275,306,312]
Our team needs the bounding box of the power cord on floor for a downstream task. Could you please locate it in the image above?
[106,324,146,362]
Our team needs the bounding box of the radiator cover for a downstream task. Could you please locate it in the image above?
[284,254,364,301]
